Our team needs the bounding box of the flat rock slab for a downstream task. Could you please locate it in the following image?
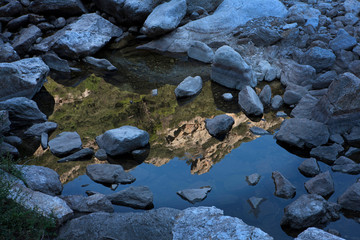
[272,171,296,199]
[175,76,202,98]
[177,187,211,204]
[24,121,57,137]
[57,148,94,163]
[250,126,270,135]
[48,131,82,157]
[61,193,114,213]
[205,114,234,139]
[86,164,135,184]
[107,186,154,209]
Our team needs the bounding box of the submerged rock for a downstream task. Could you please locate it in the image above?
[107,186,154,209]
[83,56,117,71]
[174,76,202,98]
[48,131,82,157]
[238,86,264,116]
[248,196,264,209]
[272,171,296,199]
[205,114,234,139]
[177,187,211,204]
[86,164,135,184]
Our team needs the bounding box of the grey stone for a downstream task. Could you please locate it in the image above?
[17,165,62,196]
[295,227,346,240]
[175,76,202,98]
[238,86,263,116]
[276,111,287,118]
[0,97,47,128]
[283,85,308,106]
[24,121,57,137]
[83,56,117,71]
[3,136,22,146]
[211,45,256,90]
[272,171,296,199]
[310,144,344,165]
[12,25,42,55]
[332,161,360,175]
[259,85,271,106]
[177,186,211,204]
[205,114,234,139]
[57,148,94,163]
[6,14,29,32]
[246,173,261,186]
[222,93,233,101]
[248,27,282,46]
[48,131,82,157]
[338,181,360,212]
[173,206,273,240]
[280,59,316,88]
[298,158,320,177]
[345,0,360,15]
[287,3,320,27]
[0,1,23,17]
[42,52,70,73]
[291,94,319,119]
[275,118,330,149]
[141,0,186,37]
[281,194,340,229]
[0,142,19,157]
[187,41,214,63]
[334,156,356,166]
[0,110,10,134]
[248,196,264,209]
[0,58,49,101]
[37,22,55,31]
[312,71,337,90]
[345,147,360,158]
[28,0,86,16]
[107,186,154,209]
[305,171,334,198]
[330,134,344,145]
[86,164,135,184]
[344,126,360,147]
[301,47,336,72]
[95,149,107,160]
[61,194,114,213]
[330,29,357,52]
[53,17,66,28]
[0,41,20,62]
[41,132,48,149]
[250,126,270,135]
[271,95,283,110]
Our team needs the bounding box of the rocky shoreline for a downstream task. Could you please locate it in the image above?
[1,0,360,239]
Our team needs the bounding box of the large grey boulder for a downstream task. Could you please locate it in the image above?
[281,194,340,229]
[238,86,264,116]
[86,164,135,184]
[139,0,287,53]
[57,148,94,163]
[291,94,319,119]
[329,29,357,52]
[0,97,47,128]
[309,144,344,165]
[280,59,316,88]
[338,181,360,212]
[301,47,336,72]
[259,85,272,107]
[295,227,345,240]
[34,13,122,59]
[17,165,62,196]
[187,41,214,63]
[0,58,49,101]
[61,194,114,213]
[96,126,149,156]
[304,171,334,198]
[24,121,57,137]
[57,208,181,240]
[211,45,256,90]
[275,118,330,149]
[298,158,320,177]
[177,187,211,204]
[28,0,87,16]
[48,131,82,157]
[272,171,296,199]
[175,76,202,98]
[173,206,273,240]
[107,186,154,209]
[141,0,187,37]
[205,114,234,138]
[12,25,42,55]
[0,41,20,62]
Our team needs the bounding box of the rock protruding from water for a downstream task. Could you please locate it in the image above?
[246,173,261,186]
[281,194,340,230]
[248,197,264,209]
[338,181,360,212]
[48,131,82,157]
[57,148,94,163]
[332,156,360,175]
[298,158,320,177]
[172,206,273,240]
[295,227,346,240]
[272,171,296,199]
[304,171,334,198]
[86,164,135,185]
[175,76,203,98]
[238,86,264,116]
[211,45,256,90]
[310,144,344,165]
[107,186,154,209]
[62,194,114,213]
[275,118,330,149]
[187,41,214,63]
[177,187,211,204]
[96,126,149,156]
[205,114,234,139]
[141,0,186,37]
[0,58,49,101]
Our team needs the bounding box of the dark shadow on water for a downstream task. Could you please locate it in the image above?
[276,140,311,159]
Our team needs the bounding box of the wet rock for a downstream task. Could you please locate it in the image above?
[107,186,154,209]
[24,121,57,137]
[211,45,256,90]
[86,164,135,184]
[34,13,122,59]
[310,144,344,165]
[12,25,42,55]
[57,148,94,163]
[28,0,86,17]
[96,126,149,156]
[0,58,49,101]
[304,171,334,198]
[250,126,270,135]
[57,208,180,240]
[83,56,117,71]
[61,193,114,213]
[332,157,360,175]
[173,206,273,240]
[301,47,336,72]
[175,76,202,98]
[0,142,19,157]
[248,196,264,209]
[48,131,82,157]
[271,95,283,110]
[141,0,186,37]
[42,52,70,73]
[94,149,107,160]
[343,126,360,147]
[17,165,62,196]
[312,71,337,90]
[298,158,320,177]
[0,110,10,134]
[275,118,330,149]
[291,94,319,119]
[177,186,211,204]
[272,171,296,199]
[329,29,357,52]
[0,41,20,62]
[246,173,261,186]
[238,86,264,116]
[280,59,316,88]
[281,194,340,230]
[0,97,47,128]
[41,132,48,149]
[187,41,214,63]
[295,227,346,240]
[222,93,233,101]
[283,84,308,106]
[205,114,234,139]
[0,1,23,17]
[338,181,360,212]
[259,85,271,107]
[3,136,22,147]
